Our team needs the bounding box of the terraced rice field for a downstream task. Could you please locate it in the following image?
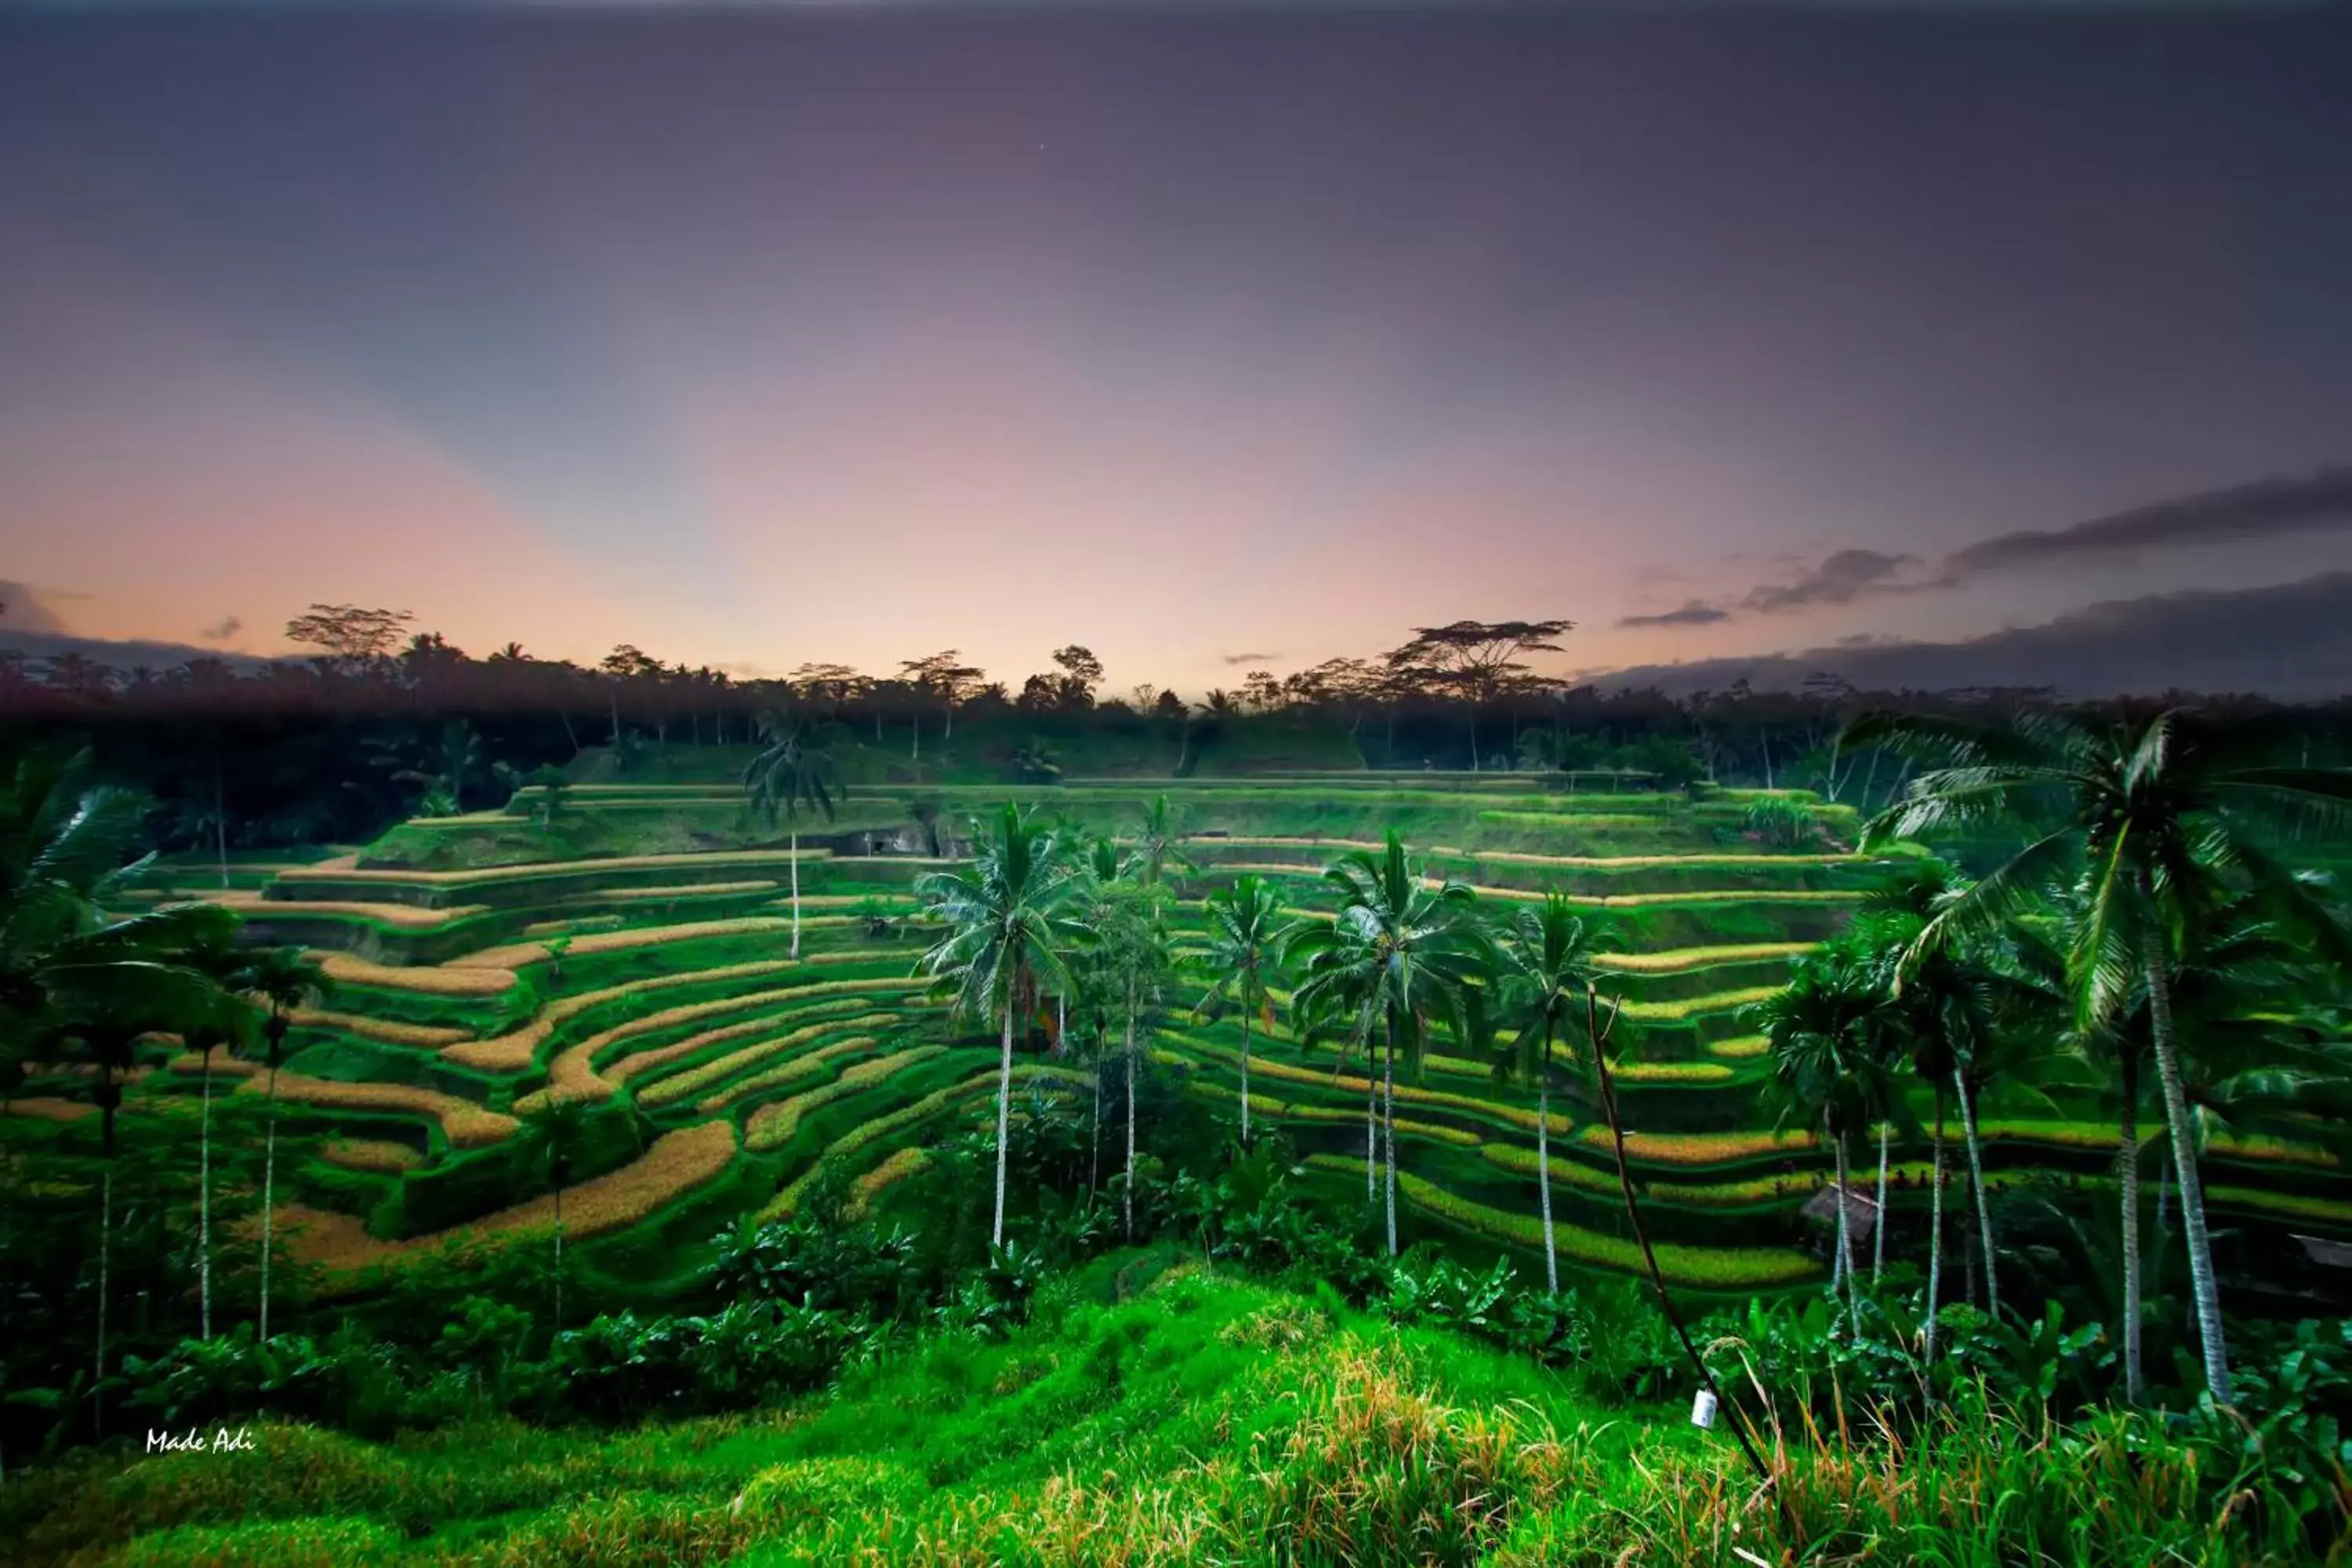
[95,771,2352,1298]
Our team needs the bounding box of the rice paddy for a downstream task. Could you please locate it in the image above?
[70,770,2347,1299]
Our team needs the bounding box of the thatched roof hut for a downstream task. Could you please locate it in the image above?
[1800,1181,1882,1244]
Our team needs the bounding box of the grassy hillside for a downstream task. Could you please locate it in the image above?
[2,1266,2268,1568]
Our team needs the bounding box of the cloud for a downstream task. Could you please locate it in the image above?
[1584,572,2352,700]
[1940,465,2352,579]
[198,615,243,641]
[1696,466,2352,630]
[1220,650,1279,666]
[1617,599,1731,629]
[0,580,70,635]
[1740,549,1919,614]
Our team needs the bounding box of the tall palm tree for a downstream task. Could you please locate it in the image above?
[1094,880,1174,1240]
[514,1094,594,1329]
[235,946,329,1341]
[1069,836,1135,1194]
[1133,795,1196,890]
[917,804,1083,1247]
[1287,942,1384,1202]
[1195,874,1286,1149]
[744,713,839,960]
[1856,863,2020,1344]
[1851,706,2352,1403]
[180,935,257,1343]
[0,746,241,1415]
[1751,942,1887,1336]
[1489,894,1602,1294]
[1287,833,1486,1255]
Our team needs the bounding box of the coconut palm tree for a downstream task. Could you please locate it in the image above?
[514,1094,593,1329]
[1287,941,1385,1203]
[2089,904,2336,1399]
[1068,837,1135,1192]
[234,946,330,1341]
[1133,795,1196,890]
[744,713,839,960]
[0,745,243,1413]
[1489,893,1602,1294]
[179,934,258,1343]
[1286,832,1486,1255]
[1195,874,1286,1149]
[916,804,1083,1247]
[1094,880,1174,1240]
[1751,942,1888,1336]
[1850,706,2352,1403]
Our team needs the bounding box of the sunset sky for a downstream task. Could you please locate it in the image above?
[4,9,2350,695]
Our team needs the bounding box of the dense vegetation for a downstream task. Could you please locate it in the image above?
[5,688,2352,1564]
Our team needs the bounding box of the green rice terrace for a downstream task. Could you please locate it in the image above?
[59,771,2348,1303]
[9,720,2352,1566]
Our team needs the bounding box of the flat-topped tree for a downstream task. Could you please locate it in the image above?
[1051,645,1104,710]
[743,713,838,960]
[898,650,986,760]
[283,602,414,678]
[1386,619,1573,771]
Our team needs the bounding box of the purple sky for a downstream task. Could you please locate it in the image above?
[4,9,2350,694]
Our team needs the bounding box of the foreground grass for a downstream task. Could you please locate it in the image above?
[5,1269,2299,1567]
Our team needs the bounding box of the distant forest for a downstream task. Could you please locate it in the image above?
[4,604,2349,853]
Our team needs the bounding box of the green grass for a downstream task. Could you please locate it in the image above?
[5,1266,2290,1568]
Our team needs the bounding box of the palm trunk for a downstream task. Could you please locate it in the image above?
[1090,1058,1102,1194]
[1871,1120,1889,1288]
[260,1063,280,1341]
[553,1183,566,1329]
[1123,976,1138,1242]
[789,829,802,960]
[993,992,1015,1248]
[1363,1027,1377,1202]
[1833,1120,1858,1335]
[2119,1047,2143,1403]
[1953,1065,1999,1322]
[911,716,919,763]
[214,753,230,891]
[944,701,954,741]
[1381,1013,1399,1256]
[2156,1131,2172,1242]
[96,1157,111,1439]
[1947,1067,2004,1326]
[2147,957,2230,1403]
[1588,987,1777,1494]
[198,1048,214,1339]
[1925,1091,1945,1360]
[1536,1032,1558,1294]
[1238,1003,1253,1148]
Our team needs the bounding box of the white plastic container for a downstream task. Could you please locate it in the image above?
[1690,1388,1719,1429]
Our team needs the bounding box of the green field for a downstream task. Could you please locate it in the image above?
[64,768,2345,1305]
